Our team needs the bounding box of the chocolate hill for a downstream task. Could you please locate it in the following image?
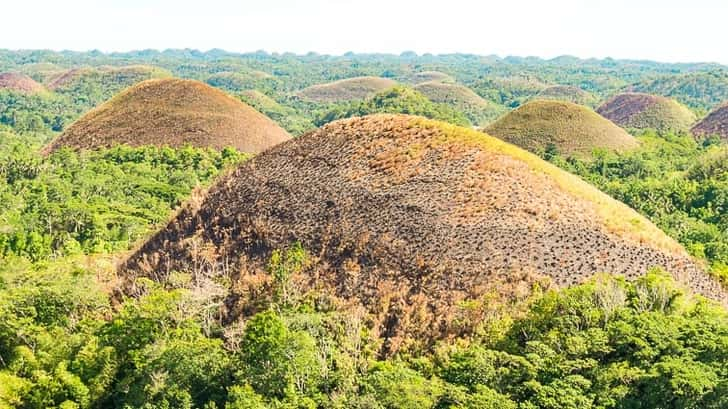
[43,79,291,154]
[597,93,697,133]
[414,82,506,125]
[534,85,599,107]
[298,76,398,102]
[692,102,728,142]
[121,114,725,350]
[0,72,46,94]
[486,100,639,158]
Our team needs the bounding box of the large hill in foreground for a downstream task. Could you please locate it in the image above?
[43,78,291,154]
[597,93,697,133]
[485,100,639,158]
[122,114,725,348]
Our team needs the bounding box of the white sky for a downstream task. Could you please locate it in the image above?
[3,0,727,64]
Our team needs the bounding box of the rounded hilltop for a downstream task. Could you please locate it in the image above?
[405,71,455,84]
[298,76,398,102]
[597,93,697,133]
[43,78,291,154]
[47,65,171,91]
[413,81,506,125]
[533,85,599,107]
[691,101,728,142]
[0,72,46,94]
[485,100,639,158]
[121,114,725,349]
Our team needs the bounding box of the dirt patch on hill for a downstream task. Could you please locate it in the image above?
[120,114,725,351]
[692,102,728,142]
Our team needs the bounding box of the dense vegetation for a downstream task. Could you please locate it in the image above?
[0,49,727,408]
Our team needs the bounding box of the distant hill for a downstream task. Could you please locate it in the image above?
[533,85,599,107]
[414,82,506,126]
[631,71,728,111]
[691,102,728,142]
[121,114,725,348]
[404,71,454,84]
[314,86,470,127]
[0,72,46,94]
[298,76,398,102]
[206,71,274,92]
[597,93,697,134]
[485,100,639,158]
[46,65,173,108]
[43,78,291,154]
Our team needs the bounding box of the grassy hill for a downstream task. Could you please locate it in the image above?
[298,76,398,102]
[0,72,46,94]
[631,71,728,112]
[486,100,639,158]
[533,85,599,107]
[414,81,507,125]
[44,78,291,154]
[692,102,728,141]
[597,93,697,133]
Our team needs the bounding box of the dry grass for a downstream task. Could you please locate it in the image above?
[298,76,398,102]
[692,101,728,141]
[43,78,291,154]
[121,114,726,349]
[597,93,697,133]
[0,72,46,94]
[47,65,171,91]
[414,81,506,125]
[485,100,639,158]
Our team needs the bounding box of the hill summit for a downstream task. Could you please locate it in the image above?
[0,72,45,94]
[691,102,728,142]
[43,79,291,154]
[486,100,638,158]
[533,85,599,107]
[597,93,697,133]
[122,114,724,349]
[298,76,398,102]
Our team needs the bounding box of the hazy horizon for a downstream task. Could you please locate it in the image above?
[3,0,728,65]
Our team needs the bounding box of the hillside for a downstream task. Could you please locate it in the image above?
[0,72,46,94]
[206,70,274,92]
[298,76,398,102]
[691,101,728,141]
[533,85,599,107]
[405,70,454,84]
[485,100,639,158]
[121,114,724,347]
[597,93,697,133]
[631,71,728,111]
[414,81,507,125]
[43,78,291,153]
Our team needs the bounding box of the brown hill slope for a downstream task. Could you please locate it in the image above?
[486,100,639,158]
[43,79,291,154]
[121,114,725,349]
[534,85,599,107]
[406,71,454,84]
[0,72,46,94]
[597,93,697,133]
[692,102,728,142]
[298,76,398,102]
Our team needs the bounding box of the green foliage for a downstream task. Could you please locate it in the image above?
[314,86,471,127]
[0,144,247,261]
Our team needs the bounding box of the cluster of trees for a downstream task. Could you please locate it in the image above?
[314,86,470,127]
[545,131,728,284]
[0,138,246,261]
[1,246,726,408]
